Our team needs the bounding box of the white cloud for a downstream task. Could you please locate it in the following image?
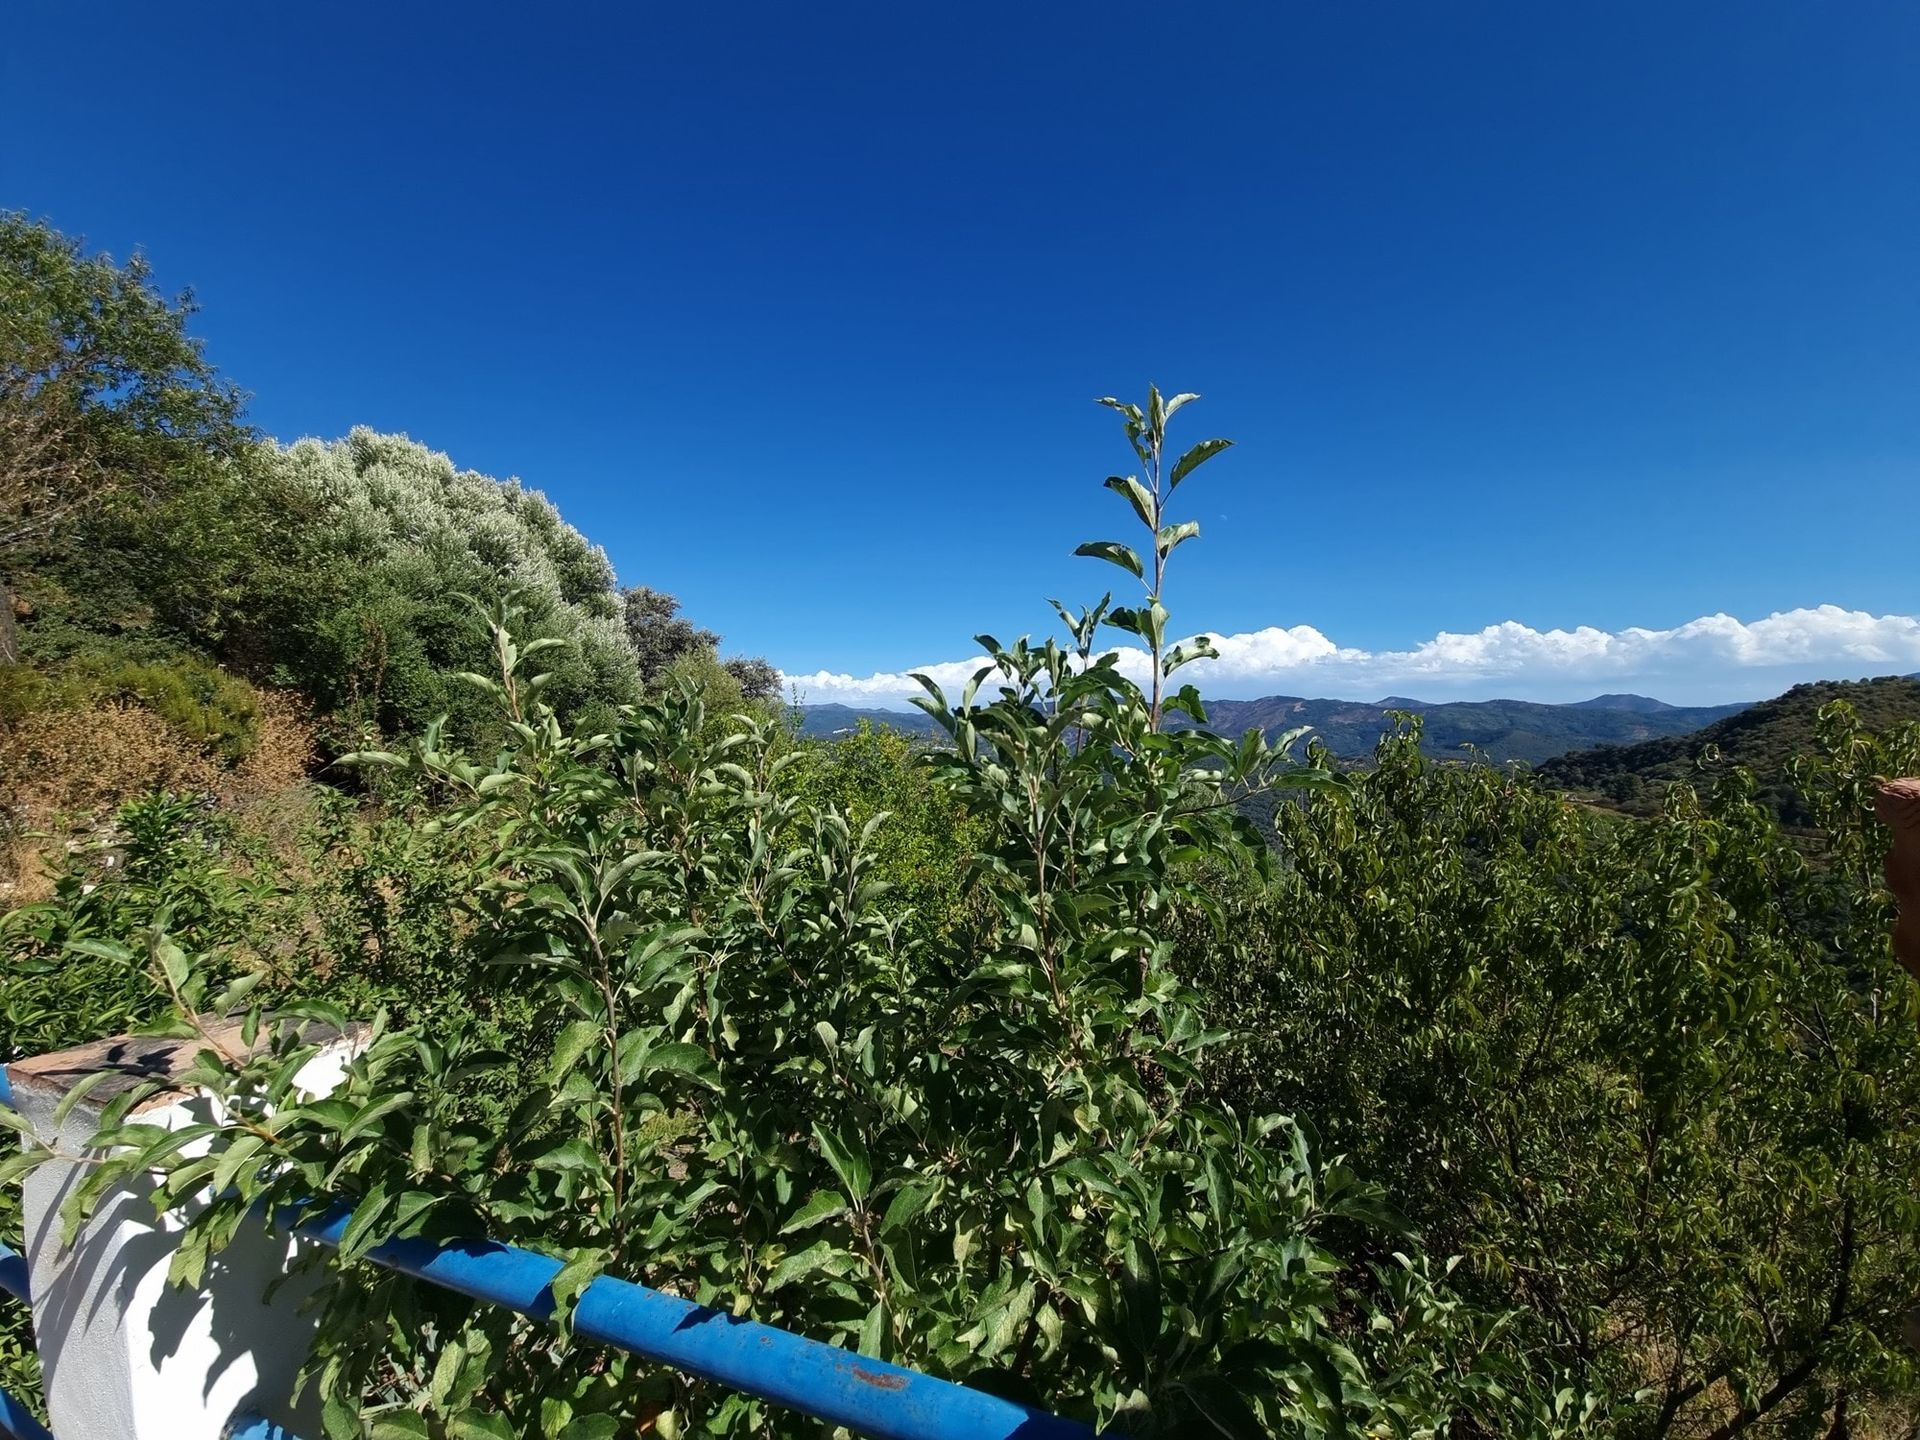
[778,606,1920,708]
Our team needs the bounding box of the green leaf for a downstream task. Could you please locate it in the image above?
[859,1299,887,1358]
[547,1020,600,1081]
[430,1339,470,1410]
[341,1091,416,1142]
[811,1120,872,1202]
[1155,520,1200,557]
[448,1411,515,1440]
[643,1041,719,1090]
[531,1138,602,1173]
[1073,541,1144,581]
[548,1246,608,1328]
[1103,475,1156,528]
[781,1189,849,1234]
[370,1413,431,1439]
[765,1239,856,1291]
[1169,437,1233,489]
[211,1134,268,1194]
[878,1180,936,1236]
[62,937,136,963]
[322,1393,363,1440]
[154,935,194,994]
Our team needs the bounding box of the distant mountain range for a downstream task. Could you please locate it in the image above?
[1192,694,1750,766]
[796,691,1752,766]
[794,703,944,739]
[799,676,1920,831]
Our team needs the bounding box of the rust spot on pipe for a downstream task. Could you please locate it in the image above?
[850,1366,910,1390]
[1877,778,1920,981]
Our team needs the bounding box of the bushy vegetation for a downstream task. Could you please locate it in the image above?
[3,219,1919,1439]
[1188,708,1920,1436]
[0,215,774,878]
[1537,676,1920,827]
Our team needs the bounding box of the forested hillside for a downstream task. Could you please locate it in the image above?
[0,214,774,898]
[1537,674,1920,823]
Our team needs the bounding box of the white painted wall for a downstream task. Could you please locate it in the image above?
[10,1035,361,1440]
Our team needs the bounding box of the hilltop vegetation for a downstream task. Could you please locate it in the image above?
[1537,674,1920,824]
[0,213,782,888]
[3,220,1918,1437]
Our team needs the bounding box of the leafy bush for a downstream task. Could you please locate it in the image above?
[264,429,641,741]
[785,722,989,953]
[1185,708,1920,1436]
[0,649,261,755]
[70,651,263,757]
[44,607,1516,1438]
[18,395,1578,1438]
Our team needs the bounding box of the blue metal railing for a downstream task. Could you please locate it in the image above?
[0,1387,52,1440]
[0,1242,26,1309]
[1,1061,53,1440]
[1,1062,1097,1440]
[289,1205,1092,1440]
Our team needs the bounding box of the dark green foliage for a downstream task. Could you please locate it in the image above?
[0,211,249,556]
[1184,706,1920,1435]
[42,612,1530,1438]
[621,585,718,685]
[1537,675,1920,825]
[721,654,781,702]
[624,584,778,706]
[2,217,709,782]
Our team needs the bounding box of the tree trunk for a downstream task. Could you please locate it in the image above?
[0,576,17,663]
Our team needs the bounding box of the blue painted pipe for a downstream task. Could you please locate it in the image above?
[0,1243,27,1307]
[0,1383,53,1440]
[297,1209,1095,1440]
[223,1411,303,1440]
[0,1076,50,1440]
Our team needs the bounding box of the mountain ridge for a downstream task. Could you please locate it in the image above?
[795,690,1752,765]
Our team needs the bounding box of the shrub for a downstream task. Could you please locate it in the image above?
[1184,709,1920,1436]
[30,397,1578,1438]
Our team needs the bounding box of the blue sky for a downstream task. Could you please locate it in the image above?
[6,3,1916,704]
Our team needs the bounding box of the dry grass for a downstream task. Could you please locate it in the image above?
[0,690,317,904]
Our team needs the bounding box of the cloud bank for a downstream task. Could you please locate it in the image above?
[779,606,1920,709]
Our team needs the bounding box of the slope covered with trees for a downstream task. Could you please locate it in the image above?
[1536,674,1920,824]
[0,213,777,889]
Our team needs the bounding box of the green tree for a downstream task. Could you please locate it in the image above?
[28,397,1578,1438]
[1186,708,1920,1436]
[0,213,250,658]
[621,585,717,685]
[0,213,248,548]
